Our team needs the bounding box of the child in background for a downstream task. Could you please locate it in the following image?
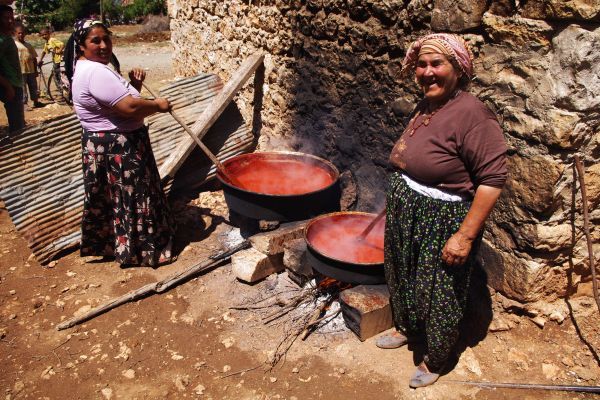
[37,27,64,97]
[14,23,42,109]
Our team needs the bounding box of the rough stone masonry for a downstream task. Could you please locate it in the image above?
[167,0,600,305]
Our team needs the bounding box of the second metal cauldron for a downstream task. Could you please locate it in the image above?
[216,151,341,221]
[304,211,386,285]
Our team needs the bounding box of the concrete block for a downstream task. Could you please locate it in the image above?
[339,285,392,341]
[231,247,284,283]
[249,220,307,255]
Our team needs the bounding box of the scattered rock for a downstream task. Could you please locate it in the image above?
[223,365,231,372]
[32,298,43,309]
[13,381,24,393]
[488,316,511,332]
[460,347,483,376]
[114,342,131,361]
[122,369,136,379]
[48,261,57,268]
[100,388,113,400]
[292,367,299,373]
[9,290,16,295]
[531,316,546,328]
[221,337,235,348]
[561,356,575,367]
[270,376,277,383]
[8,314,16,320]
[572,366,596,382]
[542,363,561,380]
[222,312,236,322]
[549,311,564,323]
[193,384,205,395]
[174,375,190,391]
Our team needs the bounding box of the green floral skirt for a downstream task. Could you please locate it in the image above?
[384,172,480,371]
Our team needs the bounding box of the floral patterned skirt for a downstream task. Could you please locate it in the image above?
[384,172,480,372]
[80,126,175,267]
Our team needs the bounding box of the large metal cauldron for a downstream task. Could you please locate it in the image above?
[217,151,341,221]
[304,211,386,285]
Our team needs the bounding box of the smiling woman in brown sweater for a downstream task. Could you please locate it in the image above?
[378,33,507,388]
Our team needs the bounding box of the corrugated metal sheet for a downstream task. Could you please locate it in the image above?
[0,73,255,264]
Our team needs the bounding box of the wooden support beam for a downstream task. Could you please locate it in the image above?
[158,53,265,180]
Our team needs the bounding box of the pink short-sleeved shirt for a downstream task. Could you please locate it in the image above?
[72,60,143,132]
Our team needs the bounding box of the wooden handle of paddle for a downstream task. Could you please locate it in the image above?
[141,82,240,186]
[359,208,386,239]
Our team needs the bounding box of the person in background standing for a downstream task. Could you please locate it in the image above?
[0,4,24,132]
[37,27,64,98]
[14,23,42,110]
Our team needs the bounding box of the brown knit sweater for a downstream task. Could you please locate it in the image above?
[389,90,507,199]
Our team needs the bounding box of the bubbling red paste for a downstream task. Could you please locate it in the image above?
[307,214,385,264]
[228,158,335,195]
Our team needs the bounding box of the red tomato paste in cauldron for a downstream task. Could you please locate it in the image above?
[306,213,385,264]
[229,158,335,195]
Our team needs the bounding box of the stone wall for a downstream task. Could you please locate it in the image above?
[168,0,600,303]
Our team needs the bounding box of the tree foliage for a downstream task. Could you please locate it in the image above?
[14,0,167,31]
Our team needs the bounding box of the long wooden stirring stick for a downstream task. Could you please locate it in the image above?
[141,82,242,187]
[359,208,386,240]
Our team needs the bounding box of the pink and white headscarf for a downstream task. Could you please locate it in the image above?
[400,33,474,79]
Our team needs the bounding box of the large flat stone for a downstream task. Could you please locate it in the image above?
[339,285,392,341]
[249,220,308,255]
[231,247,284,283]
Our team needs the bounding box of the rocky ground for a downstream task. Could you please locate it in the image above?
[1,25,599,400]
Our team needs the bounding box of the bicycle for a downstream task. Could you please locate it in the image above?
[37,61,71,105]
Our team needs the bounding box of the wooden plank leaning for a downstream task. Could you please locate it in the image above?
[56,240,250,331]
[158,53,265,181]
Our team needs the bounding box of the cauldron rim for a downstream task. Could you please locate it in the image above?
[216,151,340,198]
[304,211,384,267]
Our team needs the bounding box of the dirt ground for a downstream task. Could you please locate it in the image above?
[1,25,599,400]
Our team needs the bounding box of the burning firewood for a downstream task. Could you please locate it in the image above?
[230,274,350,367]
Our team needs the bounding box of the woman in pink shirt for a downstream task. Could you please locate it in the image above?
[65,19,176,267]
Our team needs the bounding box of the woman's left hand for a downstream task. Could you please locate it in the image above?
[128,68,146,85]
[441,232,472,266]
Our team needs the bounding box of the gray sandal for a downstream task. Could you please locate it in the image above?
[375,332,408,349]
[409,363,440,388]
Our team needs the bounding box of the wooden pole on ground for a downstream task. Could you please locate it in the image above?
[157,53,265,181]
[574,155,600,314]
[56,240,250,331]
[446,380,600,394]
